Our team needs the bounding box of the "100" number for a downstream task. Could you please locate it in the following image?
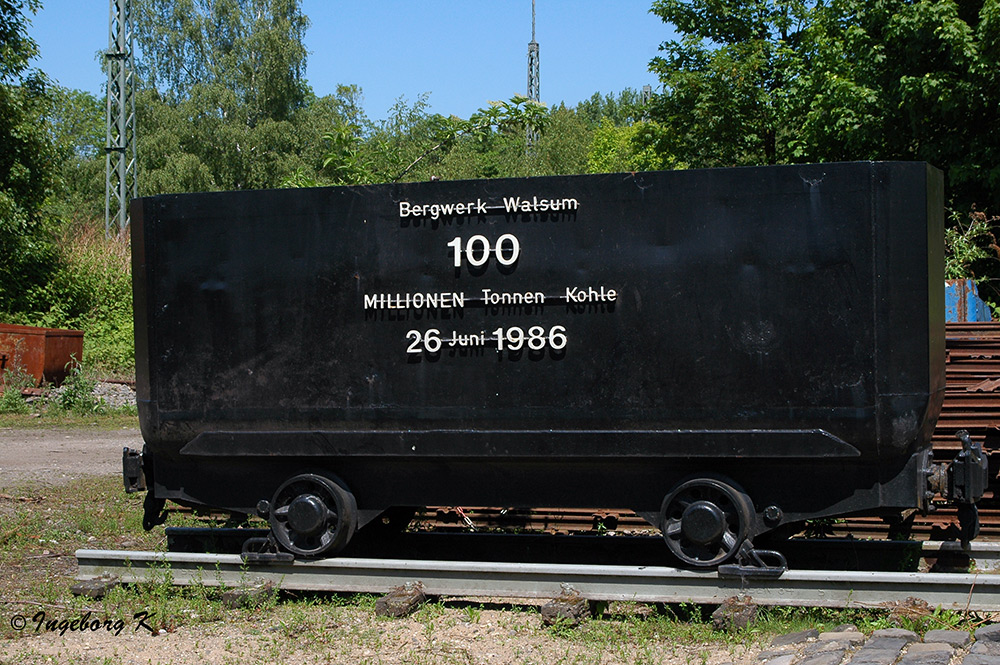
[447,234,520,268]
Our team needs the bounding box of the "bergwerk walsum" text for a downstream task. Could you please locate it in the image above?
[398,195,580,220]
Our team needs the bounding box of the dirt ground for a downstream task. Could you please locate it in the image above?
[0,427,762,664]
[1,604,755,665]
[0,427,141,492]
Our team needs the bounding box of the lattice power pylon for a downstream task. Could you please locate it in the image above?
[526,0,540,148]
[105,0,137,237]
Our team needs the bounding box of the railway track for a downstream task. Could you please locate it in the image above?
[75,546,1000,611]
[160,527,1000,572]
[408,506,1000,540]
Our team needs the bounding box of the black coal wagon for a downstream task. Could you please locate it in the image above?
[124,162,988,570]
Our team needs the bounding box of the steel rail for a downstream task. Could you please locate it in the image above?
[75,549,1000,611]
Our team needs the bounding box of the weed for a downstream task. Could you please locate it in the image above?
[0,363,35,414]
[50,360,103,414]
[461,604,482,623]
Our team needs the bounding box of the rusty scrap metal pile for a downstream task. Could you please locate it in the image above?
[922,322,1000,538]
[416,322,1000,540]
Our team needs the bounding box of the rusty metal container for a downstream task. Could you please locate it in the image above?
[0,323,84,386]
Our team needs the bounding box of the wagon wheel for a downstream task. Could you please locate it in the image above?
[660,476,753,568]
[269,474,357,557]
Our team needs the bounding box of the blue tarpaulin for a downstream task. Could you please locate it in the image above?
[945,279,992,322]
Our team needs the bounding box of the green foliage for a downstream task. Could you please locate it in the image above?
[0,0,62,324]
[0,192,60,320]
[758,604,977,636]
[53,360,103,414]
[575,89,648,129]
[648,0,1000,307]
[530,105,593,176]
[313,94,552,187]
[0,0,41,82]
[945,207,1000,280]
[66,226,134,376]
[649,0,808,167]
[0,364,33,414]
[586,118,664,174]
[786,0,995,200]
[396,95,548,182]
[132,0,325,195]
[648,0,1000,212]
[321,121,374,185]
[134,0,309,126]
[944,206,1000,313]
[44,85,109,221]
[3,219,135,377]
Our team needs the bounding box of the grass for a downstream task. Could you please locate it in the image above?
[0,410,139,430]
[0,471,989,664]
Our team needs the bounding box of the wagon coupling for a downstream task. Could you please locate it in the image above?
[951,430,989,543]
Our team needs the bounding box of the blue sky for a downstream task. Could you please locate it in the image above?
[27,1,671,120]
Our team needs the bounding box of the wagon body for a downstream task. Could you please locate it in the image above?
[131,162,945,536]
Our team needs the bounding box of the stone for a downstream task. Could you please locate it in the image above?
[819,631,864,644]
[923,629,971,647]
[870,628,920,644]
[906,643,954,653]
[771,628,820,647]
[757,649,794,662]
[969,641,1000,656]
[375,582,427,618]
[959,656,1000,665]
[848,652,905,665]
[711,596,758,632]
[221,581,277,609]
[540,588,590,627]
[885,597,934,623]
[832,624,860,633]
[896,642,954,665]
[69,575,121,599]
[974,624,1000,642]
[758,655,796,665]
[860,637,908,653]
[847,643,907,665]
[896,652,953,665]
[804,641,847,655]
[797,652,845,665]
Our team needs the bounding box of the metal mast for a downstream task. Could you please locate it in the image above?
[526,0,539,147]
[105,0,137,237]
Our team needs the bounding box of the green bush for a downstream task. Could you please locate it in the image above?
[0,365,35,414]
[52,360,104,415]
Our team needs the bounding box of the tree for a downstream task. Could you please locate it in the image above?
[0,0,59,320]
[317,95,550,186]
[132,0,316,194]
[586,117,663,174]
[647,0,1000,211]
[575,89,647,129]
[45,85,105,220]
[134,0,309,127]
[532,104,593,175]
[648,0,810,167]
[786,0,1000,211]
